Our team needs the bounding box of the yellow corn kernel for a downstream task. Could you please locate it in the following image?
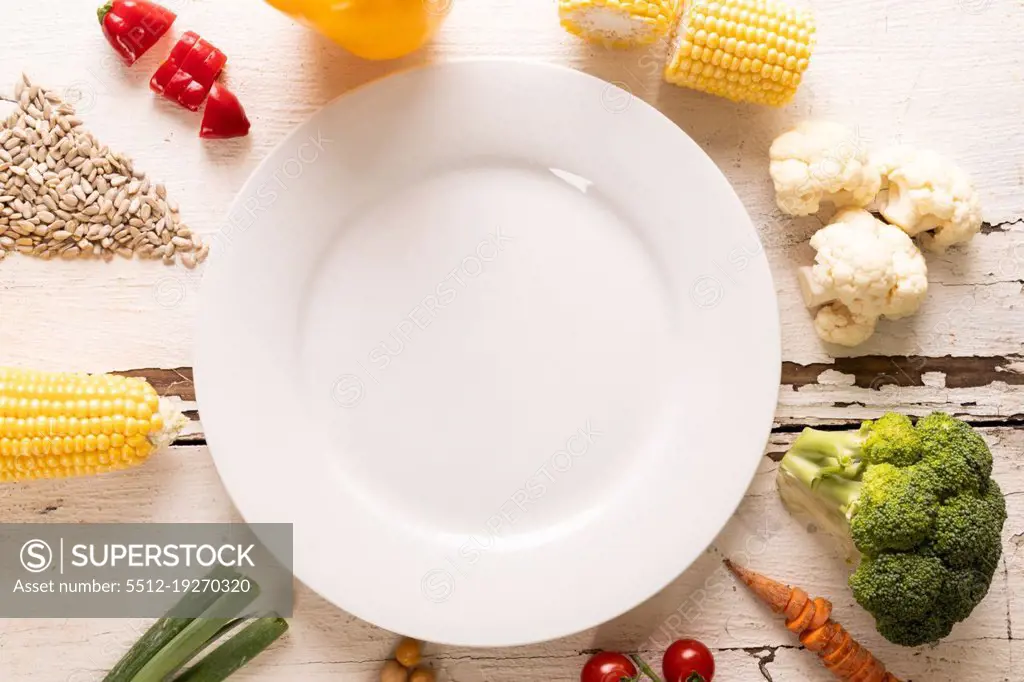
[0,368,185,482]
[135,441,154,462]
[136,401,153,421]
[664,0,815,106]
[560,0,682,48]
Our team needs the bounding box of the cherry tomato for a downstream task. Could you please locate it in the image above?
[662,639,715,682]
[581,652,637,682]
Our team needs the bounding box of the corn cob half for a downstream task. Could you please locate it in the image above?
[0,368,188,482]
[664,0,816,106]
[559,0,682,48]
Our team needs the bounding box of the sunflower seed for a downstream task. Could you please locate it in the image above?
[0,76,206,266]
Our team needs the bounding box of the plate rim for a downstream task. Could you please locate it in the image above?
[195,58,781,647]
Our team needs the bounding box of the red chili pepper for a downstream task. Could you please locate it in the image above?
[150,31,227,111]
[200,83,251,139]
[97,0,176,65]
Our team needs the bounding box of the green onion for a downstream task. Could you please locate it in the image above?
[175,617,289,682]
[127,587,260,682]
[103,572,286,682]
[103,570,244,682]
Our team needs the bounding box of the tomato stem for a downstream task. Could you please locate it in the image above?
[685,674,706,682]
[628,654,663,682]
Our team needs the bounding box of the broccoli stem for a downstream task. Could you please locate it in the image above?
[780,428,866,518]
[787,427,866,468]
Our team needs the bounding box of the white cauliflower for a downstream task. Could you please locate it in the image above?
[769,121,881,216]
[812,303,877,348]
[873,146,982,252]
[799,208,929,346]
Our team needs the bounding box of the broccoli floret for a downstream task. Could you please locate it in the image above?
[850,464,938,554]
[848,554,996,648]
[776,412,1007,647]
[849,554,946,623]
[930,480,1007,572]
[860,413,921,466]
[916,412,993,496]
[876,613,955,648]
[868,560,997,646]
[942,566,996,622]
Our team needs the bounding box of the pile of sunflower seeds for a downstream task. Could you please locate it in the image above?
[0,74,208,267]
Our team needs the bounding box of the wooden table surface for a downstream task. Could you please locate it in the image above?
[1,0,1022,679]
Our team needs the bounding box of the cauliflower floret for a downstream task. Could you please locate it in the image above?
[799,208,929,346]
[873,146,982,252]
[770,121,881,216]
[813,303,876,347]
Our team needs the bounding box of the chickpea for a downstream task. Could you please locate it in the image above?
[381,660,408,682]
[395,637,422,668]
[409,668,437,682]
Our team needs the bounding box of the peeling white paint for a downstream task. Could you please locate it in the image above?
[998,361,1024,375]
[815,369,857,386]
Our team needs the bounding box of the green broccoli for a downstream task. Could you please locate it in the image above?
[777,412,1007,647]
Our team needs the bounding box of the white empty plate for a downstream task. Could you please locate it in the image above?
[196,60,780,646]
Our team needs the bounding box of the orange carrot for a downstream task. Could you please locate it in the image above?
[724,560,903,682]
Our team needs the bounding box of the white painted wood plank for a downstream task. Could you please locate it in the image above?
[1,0,1023,369]
[777,383,1024,425]
[1,428,1020,679]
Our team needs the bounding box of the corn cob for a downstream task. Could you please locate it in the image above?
[664,0,816,106]
[559,0,682,48]
[0,368,188,482]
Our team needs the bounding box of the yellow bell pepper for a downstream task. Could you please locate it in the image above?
[266,0,451,60]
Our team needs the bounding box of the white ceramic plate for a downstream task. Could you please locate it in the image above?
[196,60,780,647]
